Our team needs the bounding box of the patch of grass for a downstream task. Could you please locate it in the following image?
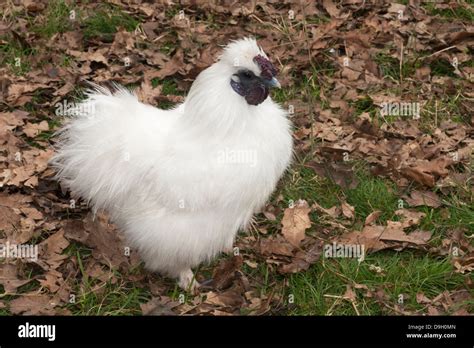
[240,261,282,309]
[165,6,181,19]
[352,96,375,116]
[34,0,74,38]
[66,277,151,315]
[281,166,342,208]
[60,54,73,67]
[345,171,400,223]
[83,5,139,41]
[16,279,41,294]
[430,59,457,77]
[150,78,184,110]
[151,78,182,96]
[159,41,176,55]
[64,249,150,315]
[305,15,331,25]
[312,60,337,79]
[272,153,471,315]
[286,253,470,315]
[154,100,174,110]
[272,86,298,104]
[0,39,35,75]
[64,242,93,259]
[418,196,474,237]
[423,3,473,22]
[420,93,467,127]
[374,52,421,81]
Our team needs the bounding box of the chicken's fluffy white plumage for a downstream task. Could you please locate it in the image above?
[51,38,293,290]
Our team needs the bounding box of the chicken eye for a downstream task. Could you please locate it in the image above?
[243,71,253,79]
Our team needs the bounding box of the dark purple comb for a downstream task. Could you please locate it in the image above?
[253,54,278,80]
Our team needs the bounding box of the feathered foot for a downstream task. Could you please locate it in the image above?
[178,269,200,294]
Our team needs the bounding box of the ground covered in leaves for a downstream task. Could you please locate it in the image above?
[0,0,473,316]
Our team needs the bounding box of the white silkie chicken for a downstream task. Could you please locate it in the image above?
[52,37,293,291]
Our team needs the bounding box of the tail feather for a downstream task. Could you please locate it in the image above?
[51,85,157,212]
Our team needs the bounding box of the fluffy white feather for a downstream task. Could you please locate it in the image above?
[51,37,293,290]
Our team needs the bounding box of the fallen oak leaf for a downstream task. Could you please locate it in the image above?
[23,121,49,138]
[0,264,32,293]
[453,254,474,274]
[204,289,244,308]
[281,199,312,247]
[82,213,141,270]
[364,211,382,225]
[9,293,59,315]
[212,255,243,290]
[401,157,451,187]
[141,296,180,316]
[341,201,355,220]
[306,161,359,189]
[416,292,432,304]
[259,235,294,257]
[279,241,323,274]
[404,190,442,208]
[37,229,70,270]
[401,166,435,187]
[312,202,340,218]
[394,209,426,228]
[338,223,432,254]
[153,49,185,79]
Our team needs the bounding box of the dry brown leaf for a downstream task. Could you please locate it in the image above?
[259,236,294,257]
[153,49,185,79]
[204,289,243,308]
[394,209,426,228]
[140,296,179,316]
[338,222,432,254]
[212,255,243,290]
[9,293,59,315]
[364,211,382,225]
[281,200,312,247]
[312,202,340,218]
[136,79,162,105]
[405,190,442,208]
[279,241,322,274]
[83,213,135,270]
[0,264,32,293]
[416,292,432,304]
[37,229,70,270]
[341,201,355,220]
[307,161,359,189]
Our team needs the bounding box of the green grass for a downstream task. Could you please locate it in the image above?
[66,275,150,315]
[33,0,74,37]
[151,78,182,96]
[374,52,422,81]
[83,5,139,41]
[430,59,457,78]
[423,3,473,22]
[286,253,472,315]
[0,38,35,75]
[282,166,342,208]
[352,96,376,116]
[159,41,176,55]
[262,156,473,315]
[346,170,399,220]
